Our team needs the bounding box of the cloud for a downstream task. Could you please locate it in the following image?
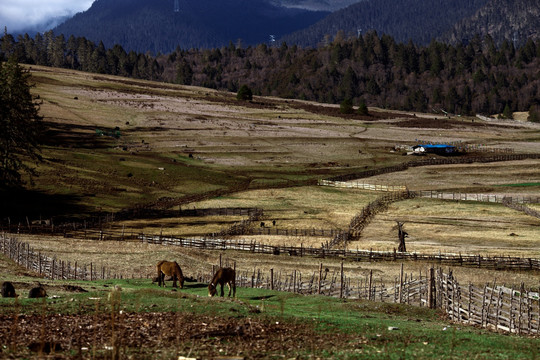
[0,0,94,33]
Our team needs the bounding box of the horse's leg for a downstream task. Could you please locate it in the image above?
[173,274,177,288]
[227,282,231,297]
[220,282,225,297]
[158,269,162,287]
[161,272,166,287]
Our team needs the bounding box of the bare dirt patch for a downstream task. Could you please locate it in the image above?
[0,311,352,358]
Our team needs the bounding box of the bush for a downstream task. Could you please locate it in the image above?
[358,100,369,115]
[528,105,539,123]
[340,99,353,114]
[237,85,253,101]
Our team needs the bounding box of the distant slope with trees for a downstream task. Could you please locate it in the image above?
[280,0,491,47]
[440,0,540,46]
[1,31,539,118]
[52,0,329,53]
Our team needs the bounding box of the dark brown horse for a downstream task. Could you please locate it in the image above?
[156,260,184,288]
[1,281,17,298]
[28,286,47,298]
[208,267,236,297]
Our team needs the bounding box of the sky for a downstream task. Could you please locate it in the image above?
[0,0,94,33]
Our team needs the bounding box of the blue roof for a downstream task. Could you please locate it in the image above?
[418,144,455,149]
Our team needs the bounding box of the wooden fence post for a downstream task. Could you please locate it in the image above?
[368,269,373,301]
[270,268,274,290]
[428,267,435,309]
[340,262,344,299]
[398,263,404,303]
[318,263,322,295]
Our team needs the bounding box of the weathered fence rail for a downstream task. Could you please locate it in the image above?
[139,234,540,271]
[502,199,540,219]
[196,264,540,335]
[2,233,538,335]
[419,191,540,205]
[329,191,415,247]
[326,153,540,183]
[0,234,115,281]
[318,180,407,192]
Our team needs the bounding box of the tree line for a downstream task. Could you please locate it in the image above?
[2,30,539,117]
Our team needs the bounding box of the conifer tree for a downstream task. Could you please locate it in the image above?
[237,84,253,101]
[0,57,43,187]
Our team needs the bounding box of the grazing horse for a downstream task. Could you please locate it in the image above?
[1,281,17,298]
[156,260,185,288]
[208,267,236,297]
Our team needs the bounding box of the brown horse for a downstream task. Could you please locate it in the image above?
[1,281,17,298]
[208,267,236,297]
[156,260,185,288]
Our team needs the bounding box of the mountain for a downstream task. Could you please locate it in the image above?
[281,0,491,46]
[275,0,361,11]
[440,0,540,46]
[53,0,329,53]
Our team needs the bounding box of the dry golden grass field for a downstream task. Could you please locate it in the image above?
[1,65,540,290]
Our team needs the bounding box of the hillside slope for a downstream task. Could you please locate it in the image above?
[440,0,540,45]
[281,0,490,46]
[53,0,328,53]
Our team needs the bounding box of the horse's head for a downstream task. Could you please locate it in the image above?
[179,277,185,289]
[208,283,217,297]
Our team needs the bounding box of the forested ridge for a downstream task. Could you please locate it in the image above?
[281,0,491,47]
[52,0,329,53]
[1,31,539,116]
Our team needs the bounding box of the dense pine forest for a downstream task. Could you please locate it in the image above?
[1,30,539,116]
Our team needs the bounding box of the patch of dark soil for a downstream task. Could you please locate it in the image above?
[291,102,415,121]
[396,118,457,129]
[396,117,523,129]
[0,312,356,358]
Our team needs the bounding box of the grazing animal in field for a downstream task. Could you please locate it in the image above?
[156,260,185,288]
[28,286,47,298]
[1,281,17,298]
[208,267,236,297]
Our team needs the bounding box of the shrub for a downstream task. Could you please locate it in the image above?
[340,99,354,114]
[358,100,369,115]
[237,85,253,101]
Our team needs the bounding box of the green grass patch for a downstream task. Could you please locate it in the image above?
[1,278,538,358]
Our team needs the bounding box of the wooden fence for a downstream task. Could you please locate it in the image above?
[418,191,540,204]
[318,179,407,192]
[502,199,540,219]
[326,153,540,183]
[2,233,538,335]
[329,191,415,247]
[196,264,540,335]
[440,272,540,335]
[139,234,540,271]
[0,234,115,281]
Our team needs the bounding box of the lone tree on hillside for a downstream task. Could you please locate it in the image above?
[396,221,408,252]
[340,98,353,114]
[358,99,369,115]
[0,57,43,188]
[528,105,539,123]
[236,84,253,101]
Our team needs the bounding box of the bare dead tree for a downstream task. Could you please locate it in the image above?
[397,221,408,252]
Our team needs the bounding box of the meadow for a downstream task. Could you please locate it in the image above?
[0,65,539,358]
